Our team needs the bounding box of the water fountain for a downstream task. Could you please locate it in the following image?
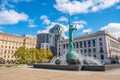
[50,20,102,66]
[33,20,120,71]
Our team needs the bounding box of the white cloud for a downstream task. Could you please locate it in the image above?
[100,23,120,38]
[28,19,38,28]
[40,15,51,25]
[73,20,87,29]
[58,16,68,22]
[38,21,68,34]
[40,15,48,20]
[0,0,33,10]
[37,22,68,39]
[37,30,49,33]
[43,19,51,25]
[83,28,92,33]
[54,0,120,15]
[38,16,86,34]
[0,10,28,25]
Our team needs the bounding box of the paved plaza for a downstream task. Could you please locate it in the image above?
[0,67,120,80]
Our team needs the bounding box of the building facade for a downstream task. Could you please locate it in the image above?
[57,31,120,64]
[40,43,50,50]
[0,33,36,64]
[36,33,49,49]
[37,24,65,56]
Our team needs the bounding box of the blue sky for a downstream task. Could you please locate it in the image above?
[0,0,120,38]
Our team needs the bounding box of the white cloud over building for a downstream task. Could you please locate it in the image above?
[54,0,120,15]
[100,23,120,38]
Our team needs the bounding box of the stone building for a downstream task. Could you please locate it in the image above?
[57,31,120,64]
[0,33,36,64]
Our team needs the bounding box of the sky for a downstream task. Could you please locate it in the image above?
[0,0,120,38]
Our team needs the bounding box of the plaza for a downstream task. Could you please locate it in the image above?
[0,67,120,80]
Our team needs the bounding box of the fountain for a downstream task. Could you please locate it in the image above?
[33,20,120,71]
[50,20,102,66]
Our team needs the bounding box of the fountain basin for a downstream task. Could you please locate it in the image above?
[81,64,120,71]
[33,63,82,71]
[33,63,120,71]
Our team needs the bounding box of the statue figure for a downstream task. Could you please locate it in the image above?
[66,20,80,65]
[69,20,77,51]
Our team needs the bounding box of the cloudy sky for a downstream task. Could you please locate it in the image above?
[0,0,120,38]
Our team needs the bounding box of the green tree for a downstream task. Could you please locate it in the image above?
[39,48,53,62]
[15,47,53,64]
[15,46,31,64]
[29,48,43,64]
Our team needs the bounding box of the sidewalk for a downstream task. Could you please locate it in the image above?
[0,67,120,80]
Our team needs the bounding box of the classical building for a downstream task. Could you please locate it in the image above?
[0,33,36,64]
[57,31,120,64]
[37,24,65,55]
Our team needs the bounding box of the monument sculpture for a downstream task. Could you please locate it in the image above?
[66,20,80,65]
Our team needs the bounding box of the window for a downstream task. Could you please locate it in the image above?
[66,44,68,48]
[84,41,86,47]
[4,50,7,53]
[63,44,65,49]
[1,45,3,48]
[12,46,14,49]
[8,50,10,53]
[80,42,82,48]
[12,51,14,53]
[84,49,87,53]
[100,47,104,53]
[81,50,83,53]
[99,38,102,41]
[93,55,96,58]
[101,55,104,60]
[93,48,96,53]
[99,42,102,46]
[76,42,79,48]
[88,40,91,47]
[88,49,91,53]
[92,39,96,47]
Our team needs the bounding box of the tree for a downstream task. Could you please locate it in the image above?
[14,46,31,64]
[15,47,53,64]
[29,48,43,63]
[39,48,53,62]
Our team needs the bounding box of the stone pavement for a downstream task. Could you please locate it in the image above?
[0,67,120,80]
